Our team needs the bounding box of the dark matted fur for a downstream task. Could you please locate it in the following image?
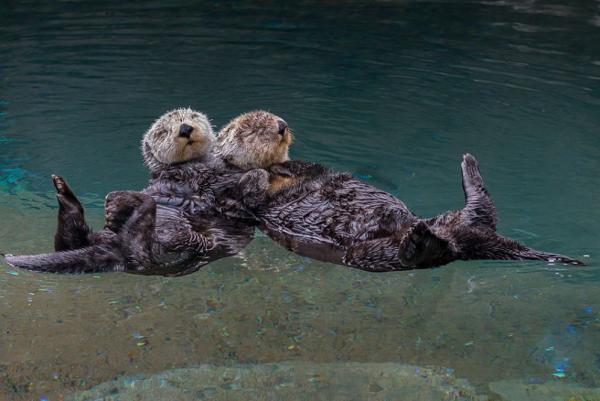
[233,153,583,271]
[4,110,255,276]
[5,109,583,274]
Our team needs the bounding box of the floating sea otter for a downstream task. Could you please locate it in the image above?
[220,111,583,270]
[4,108,292,275]
[4,110,582,274]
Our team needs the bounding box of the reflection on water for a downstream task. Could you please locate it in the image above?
[1,0,599,399]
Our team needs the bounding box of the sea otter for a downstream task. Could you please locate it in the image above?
[218,111,583,271]
[4,108,292,276]
[5,110,582,274]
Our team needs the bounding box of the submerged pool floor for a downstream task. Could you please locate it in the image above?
[1,199,598,399]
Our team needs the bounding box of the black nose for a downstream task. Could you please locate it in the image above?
[277,120,288,136]
[179,123,194,138]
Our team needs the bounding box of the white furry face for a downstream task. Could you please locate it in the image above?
[216,110,293,170]
[142,108,214,168]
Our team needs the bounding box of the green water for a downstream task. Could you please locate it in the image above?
[1,1,599,399]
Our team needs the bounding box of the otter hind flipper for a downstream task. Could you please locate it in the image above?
[461,154,497,231]
[52,174,82,210]
[458,229,585,266]
[3,245,124,274]
[510,246,585,266]
[52,175,93,251]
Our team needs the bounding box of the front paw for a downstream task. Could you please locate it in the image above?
[269,163,295,177]
[239,169,269,197]
[104,191,151,231]
[235,169,269,209]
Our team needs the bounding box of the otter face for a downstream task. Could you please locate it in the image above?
[216,110,293,170]
[142,108,214,169]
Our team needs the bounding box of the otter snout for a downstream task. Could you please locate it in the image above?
[277,120,288,136]
[179,123,194,138]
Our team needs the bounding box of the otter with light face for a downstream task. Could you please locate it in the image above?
[221,111,583,270]
[4,108,265,276]
[216,110,292,170]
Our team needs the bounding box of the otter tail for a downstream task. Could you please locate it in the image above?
[2,245,124,274]
[460,230,584,266]
[460,154,497,230]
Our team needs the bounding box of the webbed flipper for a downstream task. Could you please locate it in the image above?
[52,175,93,251]
[514,247,585,265]
[455,227,585,266]
[461,154,497,230]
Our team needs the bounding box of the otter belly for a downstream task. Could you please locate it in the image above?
[154,204,255,268]
[255,177,421,269]
[260,221,346,265]
[154,204,191,244]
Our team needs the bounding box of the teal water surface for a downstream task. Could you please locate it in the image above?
[1,1,599,400]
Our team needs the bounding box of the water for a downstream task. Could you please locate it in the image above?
[1,0,599,399]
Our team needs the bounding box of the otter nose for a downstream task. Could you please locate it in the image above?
[277,120,288,136]
[179,123,194,138]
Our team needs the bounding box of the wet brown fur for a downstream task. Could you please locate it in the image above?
[267,175,303,195]
[5,109,256,275]
[216,110,292,170]
[218,113,583,271]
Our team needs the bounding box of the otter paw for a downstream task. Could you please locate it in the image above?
[399,222,449,268]
[105,191,149,207]
[104,191,148,231]
[238,169,270,198]
[269,164,295,177]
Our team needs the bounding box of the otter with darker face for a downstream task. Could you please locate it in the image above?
[222,111,583,270]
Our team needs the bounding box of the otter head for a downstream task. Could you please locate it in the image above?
[215,110,293,170]
[141,108,214,174]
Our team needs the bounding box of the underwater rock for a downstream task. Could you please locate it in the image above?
[66,362,487,401]
[489,379,600,401]
[67,362,600,400]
